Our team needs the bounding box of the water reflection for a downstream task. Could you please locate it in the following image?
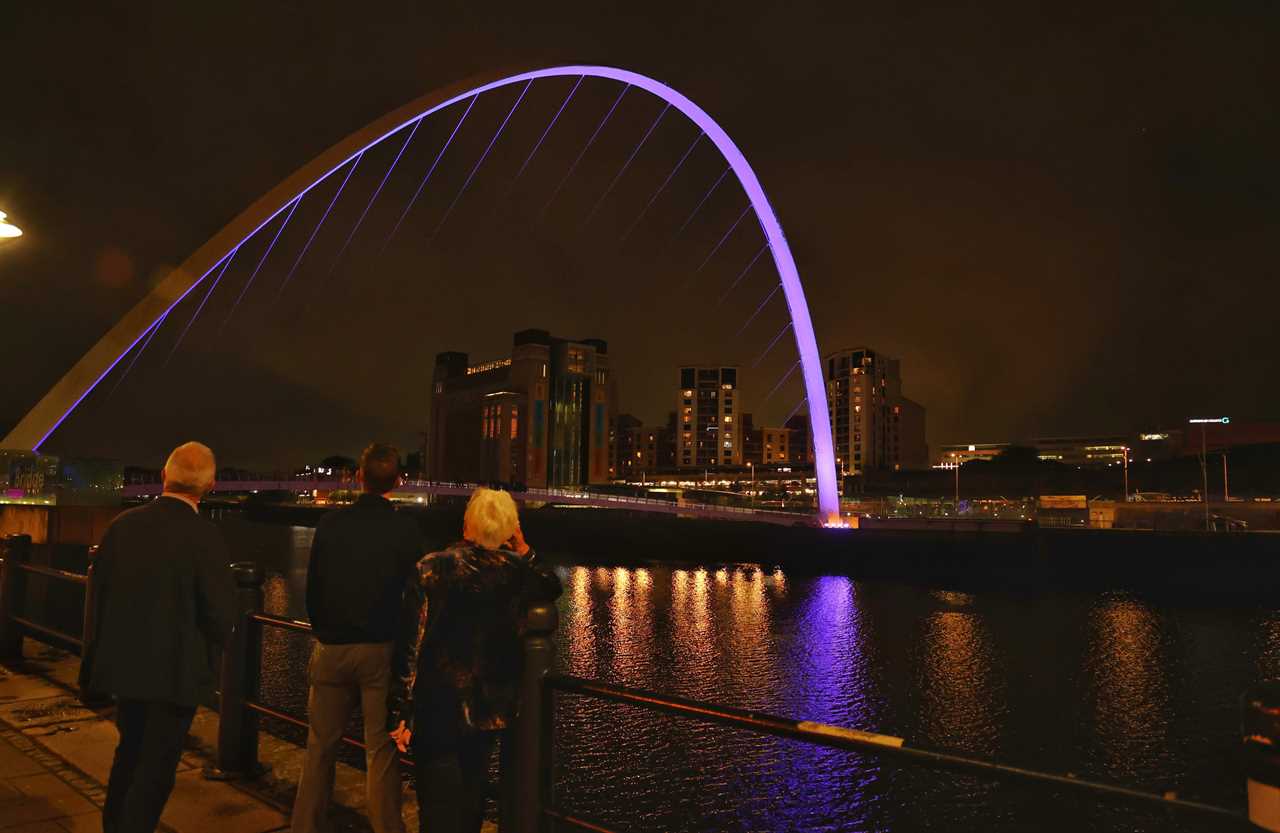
[920,609,1000,756]
[1258,611,1280,680]
[608,566,655,685]
[1087,596,1168,780]
[562,566,597,678]
[670,568,717,698]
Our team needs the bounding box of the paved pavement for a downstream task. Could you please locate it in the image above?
[0,640,497,833]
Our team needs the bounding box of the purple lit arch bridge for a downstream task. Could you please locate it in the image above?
[2,65,842,524]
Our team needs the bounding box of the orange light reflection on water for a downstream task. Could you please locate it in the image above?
[1089,596,1167,778]
[920,609,999,756]
[565,566,597,678]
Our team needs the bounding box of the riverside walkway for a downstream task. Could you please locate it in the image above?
[0,639,490,833]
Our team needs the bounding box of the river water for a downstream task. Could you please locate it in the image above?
[229,519,1280,833]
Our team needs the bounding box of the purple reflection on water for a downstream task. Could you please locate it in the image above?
[769,575,881,832]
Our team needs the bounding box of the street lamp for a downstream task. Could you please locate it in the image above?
[1189,417,1230,531]
[0,210,22,243]
[951,452,960,510]
[1122,446,1129,502]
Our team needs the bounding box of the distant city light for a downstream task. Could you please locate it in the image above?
[0,210,22,239]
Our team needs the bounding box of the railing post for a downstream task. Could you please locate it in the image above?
[81,545,99,656]
[1244,681,1280,831]
[210,562,265,780]
[0,535,32,661]
[502,602,558,833]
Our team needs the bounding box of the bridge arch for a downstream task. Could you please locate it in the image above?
[3,65,842,523]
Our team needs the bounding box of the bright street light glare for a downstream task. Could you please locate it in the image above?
[0,209,23,239]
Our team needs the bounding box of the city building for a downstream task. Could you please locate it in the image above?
[935,431,1188,468]
[676,366,742,469]
[1033,436,1132,466]
[824,347,928,475]
[742,414,794,466]
[616,424,674,479]
[428,329,612,487]
[935,443,1009,467]
[785,413,815,465]
[0,451,121,506]
[610,413,643,479]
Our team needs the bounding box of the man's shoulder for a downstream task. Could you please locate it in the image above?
[108,499,207,531]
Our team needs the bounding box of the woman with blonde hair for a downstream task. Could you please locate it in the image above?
[388,487,561,833]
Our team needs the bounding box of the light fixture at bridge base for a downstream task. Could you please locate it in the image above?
[823,513,854,530]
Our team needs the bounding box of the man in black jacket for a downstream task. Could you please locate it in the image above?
[80,441,235,833]
[291,444,422,833]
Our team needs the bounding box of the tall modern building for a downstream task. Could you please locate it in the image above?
[676,366,742,469]
[825,347,928,475]
[428,329,612,487]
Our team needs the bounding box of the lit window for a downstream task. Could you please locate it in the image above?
[724,416,733,423]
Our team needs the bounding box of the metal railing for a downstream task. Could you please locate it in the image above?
[0,535,1266,832]
[0,534,93,656]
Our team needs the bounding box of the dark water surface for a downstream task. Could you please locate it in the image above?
[223,518,1280,833]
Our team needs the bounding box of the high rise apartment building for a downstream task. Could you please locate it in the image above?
[825,347,928,475]
[428,329,612,487]
[676,366,742,468]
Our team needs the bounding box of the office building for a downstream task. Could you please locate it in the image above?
[428,329,612,487]
[825,347,928,474]
[677,366,742,469]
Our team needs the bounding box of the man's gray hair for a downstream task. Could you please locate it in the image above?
[163,442,216,497]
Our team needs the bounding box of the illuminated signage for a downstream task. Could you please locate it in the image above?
[1188,417,1230,424]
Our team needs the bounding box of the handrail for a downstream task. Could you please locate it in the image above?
[16,562,89,586]
[9,615,84,649]
[544,674,1251,828]
[250,612,312,634]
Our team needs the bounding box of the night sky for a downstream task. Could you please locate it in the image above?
[2,2,1277,469]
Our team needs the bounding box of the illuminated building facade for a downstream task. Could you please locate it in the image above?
[676,366,742,469]
[428,329,612,487]
[825,347,928,474]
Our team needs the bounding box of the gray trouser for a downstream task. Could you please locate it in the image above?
[292,642,405,833]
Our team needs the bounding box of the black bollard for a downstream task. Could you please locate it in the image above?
[1244,682,1280,831]
[0,535,32,661]
[502,602,558,833]
[210,562,266,780]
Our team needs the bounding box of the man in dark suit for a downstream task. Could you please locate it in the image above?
[291,443,422,833]
[80,441,235,833]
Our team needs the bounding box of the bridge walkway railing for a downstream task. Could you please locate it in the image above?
[0,535,1265,832]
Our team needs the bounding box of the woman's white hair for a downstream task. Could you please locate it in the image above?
[464,487,519,549]
[163,441,216,497]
